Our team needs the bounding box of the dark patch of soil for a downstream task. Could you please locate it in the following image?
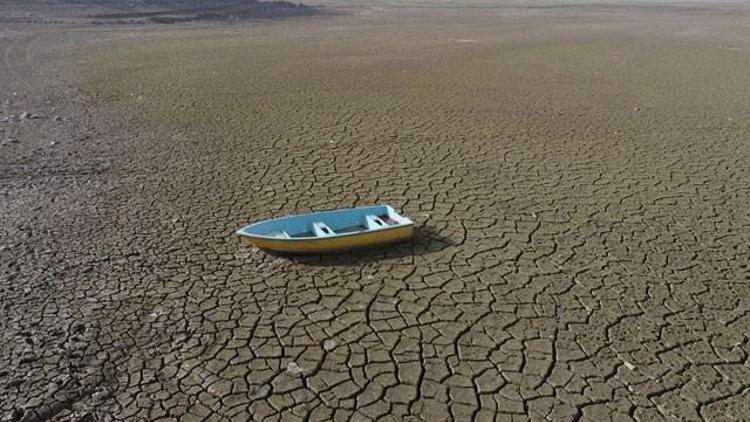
[0,0,329,24]
[90,0,327,23]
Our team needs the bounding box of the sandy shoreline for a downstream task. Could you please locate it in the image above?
[2,3,750,421]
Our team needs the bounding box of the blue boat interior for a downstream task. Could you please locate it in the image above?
[238,205,413,240]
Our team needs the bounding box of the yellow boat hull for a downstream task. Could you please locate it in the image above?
[243,225,414,253]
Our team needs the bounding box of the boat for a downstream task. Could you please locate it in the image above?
[236,205,414,253]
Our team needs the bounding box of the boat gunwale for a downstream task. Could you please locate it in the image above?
[236,205,414,242]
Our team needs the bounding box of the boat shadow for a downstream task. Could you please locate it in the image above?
[270,225,454,266]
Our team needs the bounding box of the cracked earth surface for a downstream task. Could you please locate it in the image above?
[2,5,750,422]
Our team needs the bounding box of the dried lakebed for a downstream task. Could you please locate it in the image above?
[2,4,750,421]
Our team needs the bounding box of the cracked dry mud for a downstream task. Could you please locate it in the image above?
[2,4,750,422]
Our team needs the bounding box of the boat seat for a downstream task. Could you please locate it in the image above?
[365,214,387,230]
[312,222,336,237]
[274,231,290,239]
